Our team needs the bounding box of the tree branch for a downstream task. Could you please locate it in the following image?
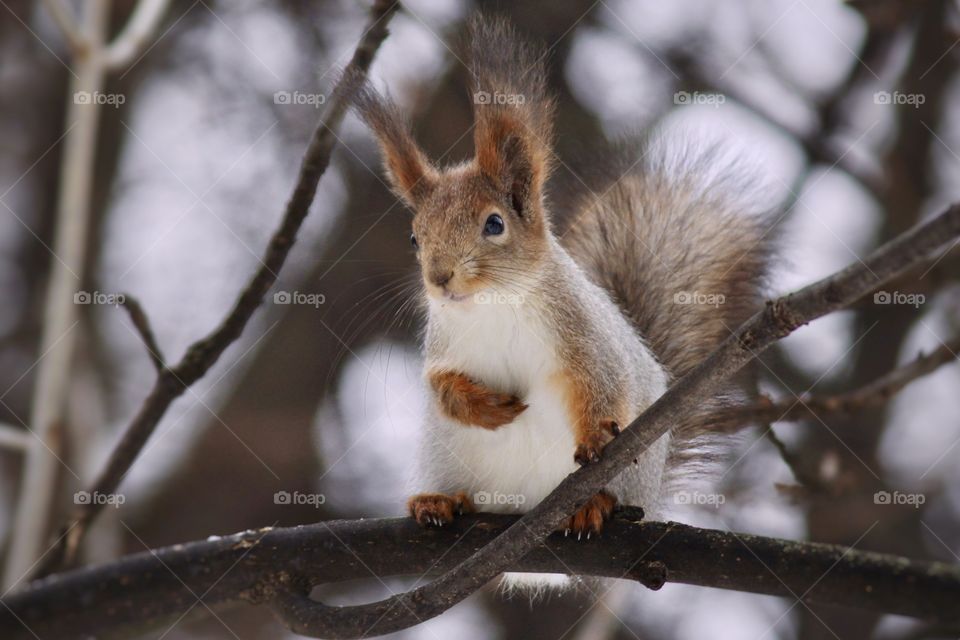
[1,510,958,639]
[29,0,401,579]
[716,335,960,427]
[119,294,166,371]
[3,0,112,590]
[259,202,960,639]
[103,0,172,70]
[0,423,30,452]
[41,0,86,54]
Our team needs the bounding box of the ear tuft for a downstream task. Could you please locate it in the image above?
[348,77,436,208]
[468,15,554,215]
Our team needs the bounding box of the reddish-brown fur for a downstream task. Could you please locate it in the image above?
[407,491,475,527]
[429,369,527,430]
[562,490,617,537]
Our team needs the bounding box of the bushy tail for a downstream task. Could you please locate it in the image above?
[499,573,571,601]
[562,134,776,469]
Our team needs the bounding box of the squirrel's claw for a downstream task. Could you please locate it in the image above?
[560,490,617,539]
[574,419,621,466]
[408,491,475,528]
[574,442,603,466]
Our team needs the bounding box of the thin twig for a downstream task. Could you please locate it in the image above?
[103,0,171,70]
[265,202,960,638]
[715,335,960,427]
[119,295,165,371]
[27,0,401,581]
[2,510,958,639]
[764,425,828,493]
[41,0,87,54]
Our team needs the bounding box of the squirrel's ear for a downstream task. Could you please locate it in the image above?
[349,79,437,208]
[469,15,553,217]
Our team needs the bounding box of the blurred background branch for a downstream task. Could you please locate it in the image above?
[28,0,399,581]
[4,0,116,591]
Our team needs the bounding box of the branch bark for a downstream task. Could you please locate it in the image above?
[263,202,960,639]
[1,510,958,639]
[119,294,166,371]
[715,334,960,427]
[29,0,400,579]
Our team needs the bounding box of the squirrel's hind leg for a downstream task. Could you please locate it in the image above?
[560,490,617,539]
[554,369,625,466]
[408,491,475,527]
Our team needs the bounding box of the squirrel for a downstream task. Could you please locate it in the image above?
[350,14,772,580]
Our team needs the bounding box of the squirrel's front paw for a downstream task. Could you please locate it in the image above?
[430,370,527,430]
[407,491,475,527]
[573,419,621,466]
[561,490,617,539]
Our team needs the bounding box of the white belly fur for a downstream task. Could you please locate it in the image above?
[415,297,578,510]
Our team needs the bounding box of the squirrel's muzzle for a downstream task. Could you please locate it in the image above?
[428,269,454,288]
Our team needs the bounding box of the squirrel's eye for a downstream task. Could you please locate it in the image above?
[483,214,505,236]
[410,232,418,248]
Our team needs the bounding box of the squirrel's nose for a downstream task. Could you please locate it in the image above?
[429,270,454,288]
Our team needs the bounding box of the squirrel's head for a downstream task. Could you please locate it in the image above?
[350,15,554,304]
